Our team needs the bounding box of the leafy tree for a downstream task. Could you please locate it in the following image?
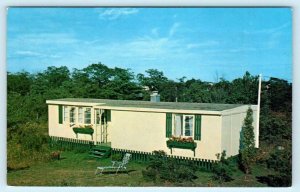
[182,79,212,103]
[239,107,256,174]
[137,69,168,92]
[104,67,143,100]
[268,77,292,112]
[83,63,112,88]
[227,72,259,104]
[7,71,32,95]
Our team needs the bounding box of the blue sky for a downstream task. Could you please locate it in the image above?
[7,8,292,82]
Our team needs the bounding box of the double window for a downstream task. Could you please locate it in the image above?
[61,106,91,124]
[166,113,201,140]
[174,114,194,137]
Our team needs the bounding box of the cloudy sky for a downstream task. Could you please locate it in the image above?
[7,8,292,82]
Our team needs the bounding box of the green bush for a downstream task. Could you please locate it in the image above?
[111,154,123,161]
[142,150,197,183]
[7,122,51,170]
[211,151,233,184]
[142,168,157,182]
[266,145,291,186]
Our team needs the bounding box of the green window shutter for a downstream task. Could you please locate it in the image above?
[106,109,111,122]
[194,114,201,140]
[58,105,63,124]
[166,113,172,138]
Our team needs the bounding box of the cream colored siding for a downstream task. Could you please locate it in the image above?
[221,115,232,156]
[230,113,244,156]
[48,104,94,141]
[110,110,166,152]
[110,110,222,160]
[194,115,222,160]
[221,105,258,157]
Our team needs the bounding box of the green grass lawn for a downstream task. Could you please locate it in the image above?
[7,151,272,187]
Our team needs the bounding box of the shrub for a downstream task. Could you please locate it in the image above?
[142,150,197,183]
[212,151,233,184]
[266,145,291,186]
[7,122,51,170]
[50,151,60,160]
[142,168,157,182]
[111,154,123,161]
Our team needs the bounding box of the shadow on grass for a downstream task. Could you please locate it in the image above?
[96,169,137,175]
[7,165,30,173]
[256,175,291,187]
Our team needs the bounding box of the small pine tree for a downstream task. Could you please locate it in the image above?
[239,107,256,174]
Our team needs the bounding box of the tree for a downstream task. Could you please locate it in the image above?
[267,77,292,112]
[228,72,259,104]
[137,69,168,92]
[239,107,256,174]
[7,71,32,96]
[104,67,143,100]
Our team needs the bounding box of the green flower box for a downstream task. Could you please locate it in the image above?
[73,127,94,136]
[166,140,197,156]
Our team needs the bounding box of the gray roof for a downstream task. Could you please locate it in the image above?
[50,98,244,111]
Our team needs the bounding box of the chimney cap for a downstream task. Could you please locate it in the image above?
[151,91,159,95]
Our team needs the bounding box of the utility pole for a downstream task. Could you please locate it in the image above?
[255,74,262,148]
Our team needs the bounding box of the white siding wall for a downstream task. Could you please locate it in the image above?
[48,105,95,141]
[110,110,222,160]
[221,105,258,157]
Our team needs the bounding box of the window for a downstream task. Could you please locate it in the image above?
[84,108,91,124]
[70,107,76,123]
[78,107,83,123]
[173,114,194,137]
[95,109,101,124]
[64,106,69,122]
[174,115,182,137]
[184,115,194,136]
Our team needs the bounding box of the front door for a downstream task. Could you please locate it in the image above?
[94,109,101,143]
[94,109,108,143]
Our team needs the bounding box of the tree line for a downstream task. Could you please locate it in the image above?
[8,62,292,143]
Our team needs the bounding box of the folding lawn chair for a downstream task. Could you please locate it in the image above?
[95,153,131,175]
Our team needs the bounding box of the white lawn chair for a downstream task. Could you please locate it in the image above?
[95,153,131,175]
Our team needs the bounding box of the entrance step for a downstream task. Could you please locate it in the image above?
[89,145,111,159]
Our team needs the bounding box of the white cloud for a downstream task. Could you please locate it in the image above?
[14,50,61,58]
[10,33,78,46]
[169,22,180,37]
[186,41,220,49]
[15,51,44,57]
[243,22,290,35]
[97,8,139,20]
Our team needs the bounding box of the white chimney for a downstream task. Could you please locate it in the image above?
[150,91,160,102]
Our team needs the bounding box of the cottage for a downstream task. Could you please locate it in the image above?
[46,94,259,161]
